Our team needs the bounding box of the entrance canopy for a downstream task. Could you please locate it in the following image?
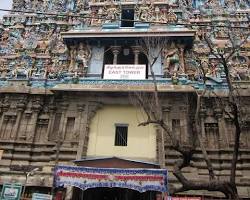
[54,165,168,193]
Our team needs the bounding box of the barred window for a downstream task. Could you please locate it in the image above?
[114,124,128,146]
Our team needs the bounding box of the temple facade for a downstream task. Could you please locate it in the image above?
[0,0,250,199]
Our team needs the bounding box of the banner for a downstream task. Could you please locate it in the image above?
[103,64,146,80]
[54,165,168,193]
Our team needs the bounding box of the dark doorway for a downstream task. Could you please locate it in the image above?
[72,187,156,200]
[138,52,149,79]
[117,47,135,64]
[121,9,134,27]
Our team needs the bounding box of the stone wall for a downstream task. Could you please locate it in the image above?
[0,90,250,197]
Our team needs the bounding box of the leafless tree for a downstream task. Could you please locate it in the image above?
[132,27,250,199]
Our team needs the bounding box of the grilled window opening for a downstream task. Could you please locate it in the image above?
[114,124,128,146]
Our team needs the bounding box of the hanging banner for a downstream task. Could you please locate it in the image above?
[54,165,168,193]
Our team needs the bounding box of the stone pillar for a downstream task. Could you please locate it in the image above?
[163,105,171,139]
[27,103,41,141]
[131,46,141,64]
[76,103,89,160]
[73,104,85,143]
[0,103,10,138]
[180,105,188,144]
[76,102,102,160]
[28,112,39,141]
[53,102,68,165]
[179,46,185,73]
[160,105,171,167]
[46,105,56,141]
[59,102,69,143]
[110,46,121,64]
[12,101,26,140]
[8,116,16,140]
[200,108,206,139]
[215,108,228,148]
[19,111,32,140]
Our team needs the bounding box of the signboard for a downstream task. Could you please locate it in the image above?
[32,193,52,200]
[103,64,146,80]
[54,165,168,193]
[0,183,22,200]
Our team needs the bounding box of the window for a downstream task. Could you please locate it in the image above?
[121,9,134,27]
[114,124,128,146]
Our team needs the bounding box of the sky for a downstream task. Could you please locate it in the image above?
[0,0,13,19]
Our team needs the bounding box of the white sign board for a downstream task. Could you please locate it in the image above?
[32,193,52,200]
[0,183,22,200]
[103,64,146,80]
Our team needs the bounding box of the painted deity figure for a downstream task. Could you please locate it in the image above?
[162,43,180,76]
[0,29,10,44]
[135,0,154,22]
[104,2,121,23]
[12,0,25,10]
[76,0,85,12]
[12,61,29,79]
[96,7,105,25]
[0,59,8,78]
[54,0,67,11]
[69,45,77,72]
[67,0,76,11]
[89,9,99,26]
[225,0,236,8]
[77,43,92,69]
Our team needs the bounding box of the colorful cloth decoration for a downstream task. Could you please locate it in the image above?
[54,165,168,193]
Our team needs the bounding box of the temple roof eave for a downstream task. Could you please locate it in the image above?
[51,83,197,93]
[61,28,196,40]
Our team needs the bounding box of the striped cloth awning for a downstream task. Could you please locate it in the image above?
[54,165,168,193]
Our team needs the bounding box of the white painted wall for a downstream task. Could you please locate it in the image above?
[87,105,157,162]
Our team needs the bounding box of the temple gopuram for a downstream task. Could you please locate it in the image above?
[0,0,250,199]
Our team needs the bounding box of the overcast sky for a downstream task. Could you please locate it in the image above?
[0,0,13,19]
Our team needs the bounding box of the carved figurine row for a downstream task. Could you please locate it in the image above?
[160,33,250,82]
[4,0,249,29]
[0,41,92,79]
[11,0,250,13]
[88,1,178,26]
[0,23,68,54]
[12,0,86,12]
[0,27,249,81]
[0,1,249,82]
